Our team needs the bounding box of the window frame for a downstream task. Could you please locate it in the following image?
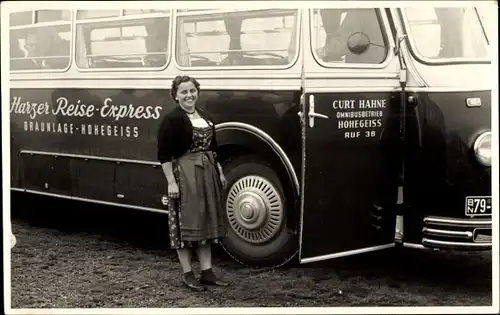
[398,7,491,66]
[74,10,173,72]
[309,8,394,69]
[173,8,302,71]
[9,10,73,74]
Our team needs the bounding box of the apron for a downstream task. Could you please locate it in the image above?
[166,125,227,249]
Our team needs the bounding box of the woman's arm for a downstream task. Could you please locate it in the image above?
[161,162,176,185]
[204,112,219,159]
[209,123,224,174]
[216,161,224,174]
[211,131,225,176]
[157,114,175,180]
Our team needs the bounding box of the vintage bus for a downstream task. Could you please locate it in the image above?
[8,6,493,268]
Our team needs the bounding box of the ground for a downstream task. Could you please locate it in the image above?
[9,192,493,308]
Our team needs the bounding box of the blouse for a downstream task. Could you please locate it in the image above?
[157,106,219,164]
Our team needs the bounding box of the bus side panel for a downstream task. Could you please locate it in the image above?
[114,163,168,209]
[403,90,491,244]
[9,88,172,161]
[200,89,303,177]
[10,88,301,210]
[20,153,72,196]
[71,159,116,203]
[10,88,300,165]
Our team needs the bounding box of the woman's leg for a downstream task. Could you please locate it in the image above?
[196,243,212,271]
[178,247,206,291]
[196,243,229,286]
[177,248,193,273]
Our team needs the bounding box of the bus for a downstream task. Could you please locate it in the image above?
[8,6,493,268]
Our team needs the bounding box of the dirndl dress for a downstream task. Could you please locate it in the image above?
[166,117,227,249]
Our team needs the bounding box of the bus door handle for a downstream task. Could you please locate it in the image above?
[308,94,328,128]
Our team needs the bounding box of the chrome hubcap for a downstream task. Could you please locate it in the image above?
[226,175,284,244]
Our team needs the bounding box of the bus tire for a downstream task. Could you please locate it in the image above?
[220,155,298,268]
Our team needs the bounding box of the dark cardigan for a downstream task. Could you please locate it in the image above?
[157,106,220,164]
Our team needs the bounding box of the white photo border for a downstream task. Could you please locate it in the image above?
[2,1,499,314]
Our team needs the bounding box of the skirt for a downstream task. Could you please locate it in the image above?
[166,151,227,249]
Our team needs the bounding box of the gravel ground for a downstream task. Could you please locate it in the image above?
[9,192,493,308]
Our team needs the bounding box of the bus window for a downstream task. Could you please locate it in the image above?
[402,7,489,61]
[175,9,299,68]
[10,11,32,27]
[311,9,389,65]
[75,10,170,69]
[10,10,71,71]
[35,10,71,23]
[76,10,121,20]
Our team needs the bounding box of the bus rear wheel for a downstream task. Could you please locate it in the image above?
[220,155,298,268]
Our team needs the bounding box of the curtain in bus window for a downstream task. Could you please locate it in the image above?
[462,8,489,58]
[144,19,170,66]
[449,8,489,58]
[176,19,191,66]
[317,9,343,61]
[435,8,463,58]
[223,16,243,65]
[403,7,488,60]
[75,25,89,68]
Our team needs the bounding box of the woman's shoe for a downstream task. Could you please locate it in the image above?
[182,271,206,291]
[200,268,230,287]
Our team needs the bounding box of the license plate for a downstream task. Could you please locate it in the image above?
[465,196,492,217]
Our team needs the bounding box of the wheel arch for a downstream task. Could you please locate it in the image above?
[215,122,300,231]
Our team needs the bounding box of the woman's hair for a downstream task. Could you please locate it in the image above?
[170,75,201,103]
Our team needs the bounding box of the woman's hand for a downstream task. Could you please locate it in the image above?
[219,173,228,189]
[216,162,227,189]
[168,181,180,199]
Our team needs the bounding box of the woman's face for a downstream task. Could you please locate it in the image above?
[175,81,198,112]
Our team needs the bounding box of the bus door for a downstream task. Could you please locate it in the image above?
[298,8,404,263]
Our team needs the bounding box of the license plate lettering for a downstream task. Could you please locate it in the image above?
[465,196,492,217]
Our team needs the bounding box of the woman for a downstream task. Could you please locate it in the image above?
[157,75,229,291]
